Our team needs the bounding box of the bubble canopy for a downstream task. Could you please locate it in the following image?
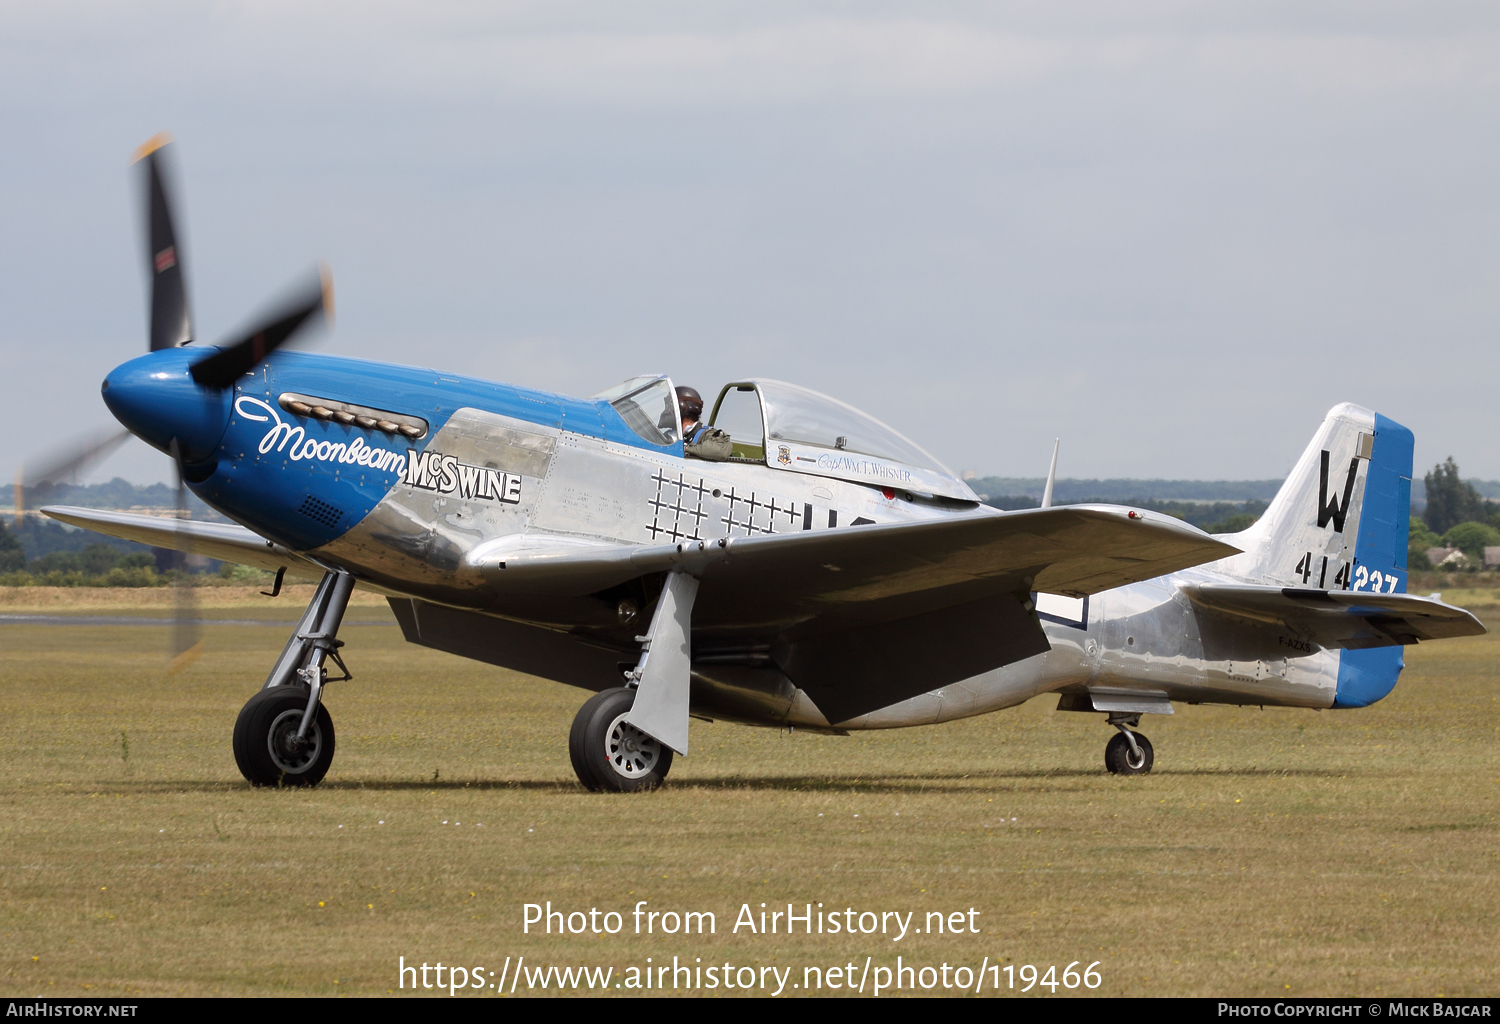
[709,379,976,501]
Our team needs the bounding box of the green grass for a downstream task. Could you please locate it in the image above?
[1,591,1497,998]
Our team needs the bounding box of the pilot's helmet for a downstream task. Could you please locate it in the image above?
[676,386,704,420]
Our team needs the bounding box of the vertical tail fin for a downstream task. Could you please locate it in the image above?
[1221,402,1413,595]
[1217,403,1415,709]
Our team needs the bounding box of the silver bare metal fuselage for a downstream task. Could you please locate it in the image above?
[826,569,1339,732]
[309,407,1326,731]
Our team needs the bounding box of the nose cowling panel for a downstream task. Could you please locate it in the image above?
[102,349,233,464]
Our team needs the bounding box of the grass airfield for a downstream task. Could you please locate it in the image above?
[1,586,1497,998]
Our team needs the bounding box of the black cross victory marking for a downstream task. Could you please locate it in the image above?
[766,496,799,530]
[745,492,766,534]
[681,477,711,541]
[651,472,795,542]
[669,475,709,541]
[640,473,708,542]
[646,469,673,539]
[721,488,761,536]
[720,487,743,535]
[665,473,690,541]
[731,492,788,536]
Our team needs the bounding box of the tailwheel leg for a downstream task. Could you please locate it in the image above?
[1104,712,1154,775]
[233,570,355,787]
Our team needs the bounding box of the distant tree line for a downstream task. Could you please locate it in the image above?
[1409,457,1500,570]
[1,477,222,516]
[0,516,226,586]
[0,521,160,585]
[983,494,1266,533]
[968,477,1284,504]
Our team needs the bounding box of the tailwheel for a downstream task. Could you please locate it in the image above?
[1104,729,1153,775]
[569,687,673,793]
[233,686,336,787]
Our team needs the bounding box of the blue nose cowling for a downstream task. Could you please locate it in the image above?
[102,348,234,465]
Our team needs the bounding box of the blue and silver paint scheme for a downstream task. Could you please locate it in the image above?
[102,347,1439,731]
[829,403,1422,730]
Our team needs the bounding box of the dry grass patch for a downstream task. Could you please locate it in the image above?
[0,585,393,619]
[0,615,1496,997]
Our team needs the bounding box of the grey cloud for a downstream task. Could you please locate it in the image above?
[1,3,1497,485]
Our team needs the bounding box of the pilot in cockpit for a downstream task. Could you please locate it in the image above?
[676,386,732,461]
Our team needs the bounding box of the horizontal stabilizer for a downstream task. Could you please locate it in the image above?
[40,505,323,578]
[1182,583,1485,649]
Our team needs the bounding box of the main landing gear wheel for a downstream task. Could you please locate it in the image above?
[1105,730,1154,775]
[233,686,336,787]
[569,687,673,793]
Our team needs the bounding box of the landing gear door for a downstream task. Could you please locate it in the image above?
[707,383,768,464]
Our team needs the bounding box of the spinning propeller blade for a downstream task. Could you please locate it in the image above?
[188,264,334,388]
[166,439,203,673]
[134,133,193,352]
[13,427,133,525]
[133,131,334,388]
[25,133,334,665]
[18,428,133,490]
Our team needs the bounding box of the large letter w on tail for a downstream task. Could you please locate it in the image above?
[1317,450,1360,532]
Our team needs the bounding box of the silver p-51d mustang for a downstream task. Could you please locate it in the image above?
[45,138,1484,790]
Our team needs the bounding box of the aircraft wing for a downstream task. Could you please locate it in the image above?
[478,505,1239,623]
[40,505,325,578]
[1181,583,1486,649]
[477,505,1237,725]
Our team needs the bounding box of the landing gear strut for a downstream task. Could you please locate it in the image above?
[233,570,354,787]
[569,569,696,792]
[1104,712,1154,775]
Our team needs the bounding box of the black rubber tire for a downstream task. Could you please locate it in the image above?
[233,686,336,787]
[569,687,673,793]
[1105,731,1154,775]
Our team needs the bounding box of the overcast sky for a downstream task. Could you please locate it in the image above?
[3,2,1497,486]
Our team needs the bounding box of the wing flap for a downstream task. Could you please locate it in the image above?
[1182,583,1486,649]
[40,505,323,578]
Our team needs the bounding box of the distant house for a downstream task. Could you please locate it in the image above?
[1486,546,1500,570]
[1426,546,1468,568]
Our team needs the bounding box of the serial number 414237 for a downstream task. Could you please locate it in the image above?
[1292,553,1399,593]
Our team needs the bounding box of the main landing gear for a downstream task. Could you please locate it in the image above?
[1103,713,1154,775]
[569,569,698,792]
[569,688,674,793]
[233,570,355,787]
